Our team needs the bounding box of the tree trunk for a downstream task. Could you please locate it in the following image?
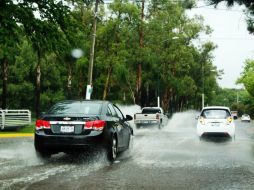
[135,63,142,104]
[146,83,149,106]
[135,0,145,105]
[162,88,171,112]
[67,61,72,99]
[1,58,8,109]
[35,53,41,118]
[103,66,112,100]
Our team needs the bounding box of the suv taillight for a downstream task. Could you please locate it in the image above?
[36,120,50,130]
[156,113,159,120]
[227,117,233,124]
[199,117,205,125]
[84,120,106,131]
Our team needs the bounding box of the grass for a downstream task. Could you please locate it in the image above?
[0,120,35,134]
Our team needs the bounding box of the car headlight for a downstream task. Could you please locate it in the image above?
[199,117,205,125]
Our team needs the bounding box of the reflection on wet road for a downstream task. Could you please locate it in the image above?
[1,109,254,190]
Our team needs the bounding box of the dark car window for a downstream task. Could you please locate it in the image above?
[48,102,102,115]
[114,105,124,120]
[108,104,117,117]
[107,107,112,116]
[142,108,161,114]
[201,109,230,119]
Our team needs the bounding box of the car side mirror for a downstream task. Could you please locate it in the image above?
[233,116,238,120]
[39,112,46,118]
[125,115,133,121]
[195,115,200,120]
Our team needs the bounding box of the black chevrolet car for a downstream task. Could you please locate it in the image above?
[34,100,133,161]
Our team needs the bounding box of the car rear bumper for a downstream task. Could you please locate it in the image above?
[241,119,250,122]
[134,120,159,124]
[34,131,106,151]
[197,126,235,138]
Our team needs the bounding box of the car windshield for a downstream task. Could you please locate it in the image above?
[201,109,230,119]
[47,102,102,115]
[142,108,161,114]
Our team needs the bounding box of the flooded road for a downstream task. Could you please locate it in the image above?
[1,109,254,190]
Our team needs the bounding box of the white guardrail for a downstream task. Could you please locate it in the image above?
[0,110,31,130]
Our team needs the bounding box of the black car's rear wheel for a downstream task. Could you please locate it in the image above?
[34,138,52,159]
[107,136,117,162]
[35,150,51,159]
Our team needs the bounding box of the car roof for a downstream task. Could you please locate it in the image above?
[202,106,230,111]
[56,100,110,104]
[142,107,161,109]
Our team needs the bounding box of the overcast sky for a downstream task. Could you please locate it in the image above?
[188,1,254,89]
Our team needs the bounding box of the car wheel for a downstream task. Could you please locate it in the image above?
[34,139,51,159]
[136,124,140,129]
[158,122,162,129]
[128,135,134,150]
[232,135,235,141]
[35,150,51,159]
[107,136,117,162]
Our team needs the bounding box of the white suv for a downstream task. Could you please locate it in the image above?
[197,106,235,139]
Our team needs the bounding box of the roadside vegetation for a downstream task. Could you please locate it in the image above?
[0,123,35,134]
[1,0,254,120]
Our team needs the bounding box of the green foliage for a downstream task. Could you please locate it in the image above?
[0,0,220,114]
[237,59,254,97]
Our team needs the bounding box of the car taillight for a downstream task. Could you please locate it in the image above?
[156,113,159,120]
[84,120,106,131]
[36,120,50,130]
[199,117,205,125]
[227,117,233,124]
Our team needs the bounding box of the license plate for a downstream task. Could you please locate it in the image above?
[211,123,220,127]
[60,126,74,133]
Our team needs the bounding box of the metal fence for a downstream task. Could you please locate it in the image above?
[0,110,31,130]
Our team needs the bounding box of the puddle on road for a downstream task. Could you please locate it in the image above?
[1,107,254,189]
[130,110,254,172]
[0,138,111,190]
[0,150,110,190]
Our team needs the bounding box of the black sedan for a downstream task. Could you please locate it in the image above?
[34,100,133,161]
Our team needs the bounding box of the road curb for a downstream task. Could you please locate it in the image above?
[0,133,34,138]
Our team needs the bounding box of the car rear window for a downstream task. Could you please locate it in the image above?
[142,108,161,114]
[201,109,230,119]
[48,102,102,115]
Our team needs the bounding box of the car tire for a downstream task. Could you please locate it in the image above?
[136,124,140,129]
[35,149,51,159]
[107,135,117,162]
[158,122,162,129]
[34,138,51,159]
[232,135,235,141]
[128,135,134,150]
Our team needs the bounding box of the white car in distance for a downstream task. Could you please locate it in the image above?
[241,114,251,122]
[197,106,235,139]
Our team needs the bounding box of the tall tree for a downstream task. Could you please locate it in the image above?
[0,1,22,109]
[237,59,254,97]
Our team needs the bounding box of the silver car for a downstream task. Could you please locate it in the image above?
[241,114,251,122]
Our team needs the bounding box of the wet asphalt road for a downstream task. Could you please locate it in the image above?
[1,110,254,190]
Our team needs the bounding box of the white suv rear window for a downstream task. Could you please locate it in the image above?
[201,109,230,119]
